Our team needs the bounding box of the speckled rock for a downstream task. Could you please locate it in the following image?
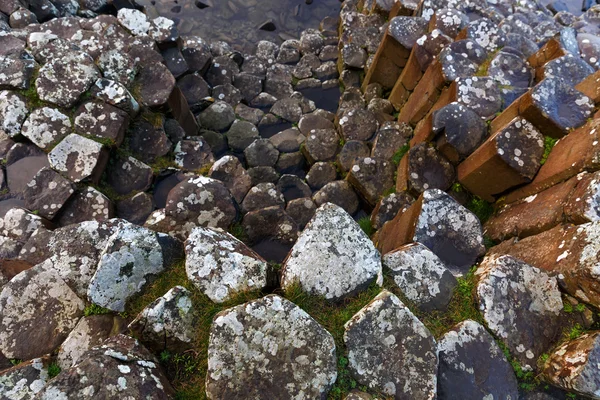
[48,133,108,183]
[36,51,99,108]
[57,186,113,226]
[488,50,533,88]
[306,162,337,190]
[476,255,564,371]
[404,143,456,194]
[97,49,137,87]
[281,203,382,301]
[0,90,28,138]
[347,157,395,207]
[57,314,123,369]
[241,182,286,213]
[437,320,519,399]
[344,290,438,399]
[383,243,457,312]
[371,192,414,230]
[129,286,196,353]
[438,39,487,82]
[225,119,260,151]
[165,175,237,236]
[105,154,153,196]
[128,119,171,163]
[543,53,595,87]
[542,331,600,397]
[0,264,84,360]
[174,138,215,171]
[338,108,378,142]
[135,62,176,108]
[23,167,74,220]
[464,17,506,53]
[90,79,140,117]
[117,9,149,35]
[37,334,174,399]
[185,227,267,303]
[303,128,340,163]
[313,180,359,215]
[0,357,50,400]
[286,197,316,230]
[0,207,48,243]
[208,155,252,204]
[433,102,487,163]
[371,125,412,161]
[87,223,176,312]
[21,107,72,150]
[206,295,337,399]
[0,54,35,91]
[456,77,502,120]
[74,101,129,147]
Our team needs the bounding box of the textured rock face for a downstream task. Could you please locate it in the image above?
[185,227,267,303]
[23,167,74,219]
[129,286,196,353]
[48,133,108,183]
[383,243,457,312]
[476,255,564,371]
[37,335,174,399]
[0,90,28,138]
[281,203,383,301]
[206,295,337,399]
[0,357,50,399]
[542,332,600,397]
[347,157,395,207]
[437,320,519,399]
[87,222,168,312]
[0,265,85,360]
[21,107,72,150]
[344,290,438,399]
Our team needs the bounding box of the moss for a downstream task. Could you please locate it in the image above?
[466,196,494,225]
[9,359,22,366]
[540,136,558,165]
[228,222,249,243]
[357,216,374,237]
[391,144,410,166]
[196,163,213,176]
[47,363,61,379]
[141,111,165,129]
[338,137,346,147]
[382,186,396,197]
[150,155,178,174]
[83,303,113,316]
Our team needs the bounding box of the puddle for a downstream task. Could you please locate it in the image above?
[138,0,343,53]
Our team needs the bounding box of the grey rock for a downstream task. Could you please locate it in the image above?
[0,90,28,138]
[23,167,74,220]
[21,107,72,151]
[73,101,129,147]
[241,182,285,213]
[0,357,50,399]
[105,155,153,196]
[306,161,337,190]
[48,133,108,183]
[198,101,236,133]
[57,186,113,226]
[244,138,279,168]
[313,180,359,215]
[174,138,215,171]
[208,155,252,204]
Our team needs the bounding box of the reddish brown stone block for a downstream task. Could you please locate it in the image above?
[575,69,600,105]
[398,60,447,125]
[527,38,566,79]
[388,47,422,111]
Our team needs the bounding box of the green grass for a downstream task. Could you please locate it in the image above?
[83,303,113,317]
[466,196,494,225]
[540,136,558,165]
[391,144,410,166]
[47,363,61,379]
[9,359,22,366]
[357,216,374,237]
[568,324,584,340]
[228,222,248,243]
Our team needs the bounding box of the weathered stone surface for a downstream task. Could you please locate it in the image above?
[74,101,129,147]
[242,206,298,263]
[463,17,506,53]
[136,62,176,107]
[401,143,455,194]
[174,138,214,171]
[241,182,285,213]
[269,128,305,153]
[208,155,252,204]
[438,40,487,82]
[543,53,595,87]
[23,167,74,220]
[90,79,139,116]
[371,191,414,230]
[165,175,237,236]
[116,192,154,226]
[49,133,108,183]
[55,185,112,224]
[0,265,84,360]
[488,50,533,88]
[433,102,487,163]
[185,227,267,303]
[456,76,502,120]
[438,320,519,399]
[244,138,279,168]
[475,255,563,371]
[344,290,437,399]
[129,286,196,353]
[306,161,337,190]
[88,223,178,312]
[0,54,35,91]
[0,90,28,138]
[542,332,600,397]
[36,51,99,108]
[337,140,371,173]
[0,357,50,400]
[303,128,340,164]
[313,180,359,215]
[206,295,337,399]
[383,243,457,312]
[281,203,382,301]
[117,8,149,36]
[378,189,485,275]
[338,108,378,141]
[286,197,316,230]
[106,154,153,196]
[276,174,311,202]
[21,107,72,150]
[348,157,395,206]
[37,334,174,399]
[57,314,123,369]
[371,125,412,161]
[128,119,171,163]
[97,49,137,87]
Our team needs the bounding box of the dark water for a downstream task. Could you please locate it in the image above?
[139,0,343,53]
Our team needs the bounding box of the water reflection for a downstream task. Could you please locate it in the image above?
[138,0,342,53]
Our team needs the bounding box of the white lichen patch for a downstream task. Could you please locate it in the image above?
[0,90,28,138]
[281,202,383,300]
[49,133,104,182]
[185,227,267,303]
[21,107,72,150]
[117,9,150,36]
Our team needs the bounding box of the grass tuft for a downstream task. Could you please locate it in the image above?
[466,196,494,225]
[540,136,558,166]
[391,144,410,166]
[357,216,374,237]
[83,303,113,317]
[47,363,61,379]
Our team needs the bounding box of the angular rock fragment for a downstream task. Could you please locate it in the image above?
[206,295,337,399]
[347,157,395,206]
[344,290,437,398]
[0,357,50,399]
[23,167,74,220]
[90,79,139,117]
[242,206,298,263]
[0,54,36,90]
[433,102,487,163]
[281,203,382,301]
[0,265,84,360]
[208,155,252,204]
[129,286,196,352]
[338,108,378,141]
[476,255,563,370]
[371,191,414,230]
[105,154,153,196]
[456,76,502,120]
[49,133,108,183]
[74,101,129,147]
[185,227,267,303]
[135,62,175,107]
[21,107,72,150]
[438,320,519,399]
[97,49,137,87]
[383,243,457,312]
[174,138,214,171]
[117,8,150,36]
[313,180,359,215]
[399,143,455,194]
[0,90,28,138]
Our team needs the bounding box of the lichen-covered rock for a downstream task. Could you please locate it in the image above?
[57,314,123,369]
[0,207,48,243]
[90,78,139,116]
[48,133,108,183]
[105,154,153,196]
[475,255,564,371]
[313,180,359,215]
[488,50,533,88]
[281,203,382,301]
[74,101,129,147]
[241,182,285,213]
[344,290,438,399]
[129,286,196,353]
[338,108,378,142]
[0,55,35,90]
[0,357,50,399]
[371,192,414,230]
[135,62,176,107]
[347,157,395,206]
[433,102,487,163]
[208,155,252,204]
[97,49,137,87]
[0,265,84,360]
[37,334,174,399]
[198,101,236,133]
[206,295,337,399]
[36,51,100,108]
[0,90,28,138]
[543,53,595,87]
[383,243,457,312]
[456,76,502,120]
[185,227,267,303]
[87,223,173,312]
[23,167,74,220]
[165,175,237,236]
[21,107,72,150]
[404,143,456,194]
[174,138,215,171]
[117,8,150,36]
[464,17,506,53]
[542,331,600,397]
[437,320,519,399]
